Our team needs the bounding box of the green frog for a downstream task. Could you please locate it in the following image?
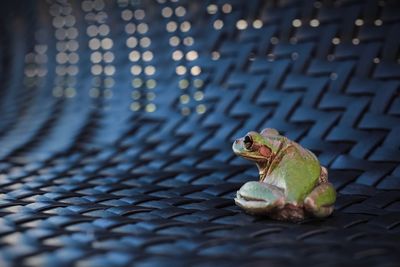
[233,128,336,222]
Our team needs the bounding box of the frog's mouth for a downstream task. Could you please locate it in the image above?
[239,154,266,161]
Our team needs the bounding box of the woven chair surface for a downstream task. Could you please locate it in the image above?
[0,0,399,266]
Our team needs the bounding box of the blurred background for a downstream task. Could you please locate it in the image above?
[0,0,399,266]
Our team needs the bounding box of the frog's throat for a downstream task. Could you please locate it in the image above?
[258,163,268,181]
[257,158,273,182]
[258,141,288,182]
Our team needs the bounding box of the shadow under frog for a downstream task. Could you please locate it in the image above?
[233,128,336,222]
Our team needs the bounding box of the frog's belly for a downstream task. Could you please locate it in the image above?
[264,174,286,189]
[270,203,306,222]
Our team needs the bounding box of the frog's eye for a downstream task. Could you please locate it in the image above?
[243,135,253,150]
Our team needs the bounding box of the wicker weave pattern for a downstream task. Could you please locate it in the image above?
[0,0,399,266]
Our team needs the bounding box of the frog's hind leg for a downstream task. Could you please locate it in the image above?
[304,182,336,218]
[319,166,329,184]
[235,181,285,215]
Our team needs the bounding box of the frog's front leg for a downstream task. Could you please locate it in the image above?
[304,182,336,218]
[234,181,285,215]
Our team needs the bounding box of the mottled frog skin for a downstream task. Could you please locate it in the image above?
[233,128,336,222]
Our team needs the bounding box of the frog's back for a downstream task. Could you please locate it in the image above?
[268,141,321,203]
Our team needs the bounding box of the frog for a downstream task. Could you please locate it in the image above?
[232,128,336,222]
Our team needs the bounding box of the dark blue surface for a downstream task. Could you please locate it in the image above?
[0,0,399,266]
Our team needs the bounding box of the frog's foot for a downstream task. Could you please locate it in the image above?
[304,182,336,218]
[235,181,285,215]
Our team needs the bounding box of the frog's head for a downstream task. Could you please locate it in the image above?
[232,128,281,162]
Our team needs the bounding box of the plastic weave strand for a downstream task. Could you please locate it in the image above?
[0,0,399,266]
